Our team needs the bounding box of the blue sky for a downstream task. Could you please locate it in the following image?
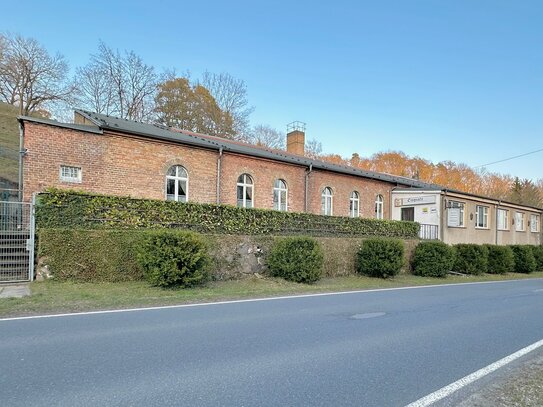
[2,0,542,180]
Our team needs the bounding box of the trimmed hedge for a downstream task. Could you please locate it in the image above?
[531,245,543,271]
[356,238,405,278]
[267,237,324,283]
[510,245,537,274]
[453,244,488,275]
[137,230,209,288]
[486,245,515,274]
[38,229,145,282]
[35,189,420,238]
[411,241,455,278]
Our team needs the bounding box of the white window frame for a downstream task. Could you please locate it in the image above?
[321,187,333,216]
[497,208,509,231]
[447,201,465,227]
[375,194,384,220]
[59,165,82,183]
[237,173,254,208]
[349,191,360,218]
[530,214,539,233]
[165,165,189,202]
[515,212,525,231]
[273,179,288,211]
[475,205,489,229]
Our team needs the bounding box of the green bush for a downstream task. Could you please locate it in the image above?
[411,241,455,278]
[267,237,324,283]
[509,245,537,274]
[453,244,488,275]
[38,229,145,282]
[356,238,404,278]
[136,230,209,288]
[36,189,420,239]
[485,245,515,274]
[530,245,543,271]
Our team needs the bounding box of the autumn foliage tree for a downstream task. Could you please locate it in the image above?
[154,77,234,137]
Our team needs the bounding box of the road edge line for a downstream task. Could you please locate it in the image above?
[405,338,543,407]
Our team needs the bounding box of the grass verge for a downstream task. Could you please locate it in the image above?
[1,272,543,318]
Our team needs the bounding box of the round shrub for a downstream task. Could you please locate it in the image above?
[486,245,515,274]
[530,245,543,271]
[267,237,323,283]
[411,241,455,278]
[453,244,488,275]
[356,238,404,278]
[509,245,537,274]
[136,230,209,288]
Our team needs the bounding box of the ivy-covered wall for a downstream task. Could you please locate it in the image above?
[36,189,420,238]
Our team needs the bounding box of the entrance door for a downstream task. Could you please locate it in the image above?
[401,207,415,222]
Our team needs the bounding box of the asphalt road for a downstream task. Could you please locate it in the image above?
[1,279,543,406]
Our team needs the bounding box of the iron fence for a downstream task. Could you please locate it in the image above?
[419,224,439,240]
[0,201,34,282]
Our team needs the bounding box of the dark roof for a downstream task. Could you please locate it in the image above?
[17,115,103,134]
[61,109,436,189]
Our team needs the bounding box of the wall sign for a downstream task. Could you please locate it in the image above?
[395,196,436,207]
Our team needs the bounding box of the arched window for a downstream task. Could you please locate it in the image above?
[375,194,384,219]
[237,174,254,208]
[321,187,333,216]
[349,191,360,218]
[273,179,288,211]
[166,165,188,202]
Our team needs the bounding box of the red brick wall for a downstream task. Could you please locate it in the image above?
[308,170,392,219]
[219,153,307,212]
[22,121,395,220]
[23,123,218,203]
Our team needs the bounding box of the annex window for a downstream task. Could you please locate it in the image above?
[237,173,254,208]
[530,214,539,233]
[447,201,465,227]
[375,194,384,219]
[349,191,360,218]
[321,187,333,216]
[515,212,525,231]
[497,209,509,231]
[59,165,82,183]
[273,179,288,211]
[166,165,188,202]
[475,205,489,229]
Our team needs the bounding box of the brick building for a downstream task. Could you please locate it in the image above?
[17,110,542,245]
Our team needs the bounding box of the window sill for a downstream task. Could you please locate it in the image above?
[475,227,490,230]
[447,226,466,229]
[497,229,510,232]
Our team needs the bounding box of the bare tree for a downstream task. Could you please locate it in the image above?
[247,124,285,149]
[305,138,322,159]
[76,41,157,121]
[0,33,73,116]
[201,71,254,137]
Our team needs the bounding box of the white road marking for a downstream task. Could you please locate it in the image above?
[405,338,543,407]
[0,278,541,322]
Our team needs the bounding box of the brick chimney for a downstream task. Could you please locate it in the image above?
[286,121,306,156]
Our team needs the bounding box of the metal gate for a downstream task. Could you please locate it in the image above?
[0,200,35,282]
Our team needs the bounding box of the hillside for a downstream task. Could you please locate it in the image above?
[0,102,20,187]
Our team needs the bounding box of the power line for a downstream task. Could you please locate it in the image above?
[474,147,543,169]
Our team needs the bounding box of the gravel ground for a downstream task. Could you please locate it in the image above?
[457,352,543,407]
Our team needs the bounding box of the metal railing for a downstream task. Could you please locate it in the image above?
[419,224,439,240]
[0,201,34,282]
